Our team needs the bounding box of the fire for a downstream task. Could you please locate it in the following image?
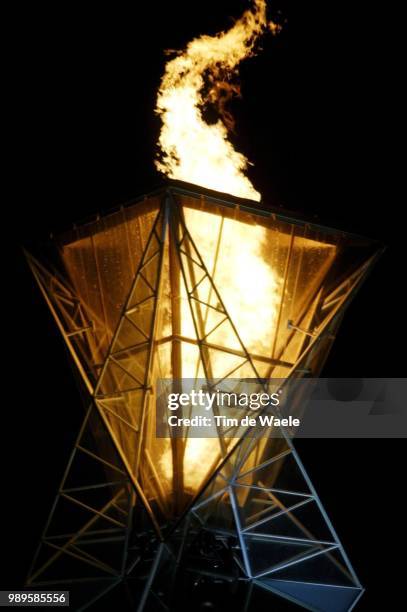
[156,207,282,498]
[155,0,278,201]
[183,207,281,357]
[153,2,282,499]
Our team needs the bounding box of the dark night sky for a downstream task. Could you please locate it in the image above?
[4,1,405,609]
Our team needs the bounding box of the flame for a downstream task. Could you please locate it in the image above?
[183,208,281,357]
[157,207,282,497]
[155,0,278,201]
[153,1,281,501]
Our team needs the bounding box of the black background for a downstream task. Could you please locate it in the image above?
[4,1,405,609]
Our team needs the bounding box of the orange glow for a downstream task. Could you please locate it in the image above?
[59,193,337,510]
[183,208,281,356]
[157,209,282,494]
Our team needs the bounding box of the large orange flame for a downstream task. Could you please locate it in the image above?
[155,0,278,201]
[154,1,282,497]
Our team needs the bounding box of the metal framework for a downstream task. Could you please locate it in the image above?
[25,182,381,611]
